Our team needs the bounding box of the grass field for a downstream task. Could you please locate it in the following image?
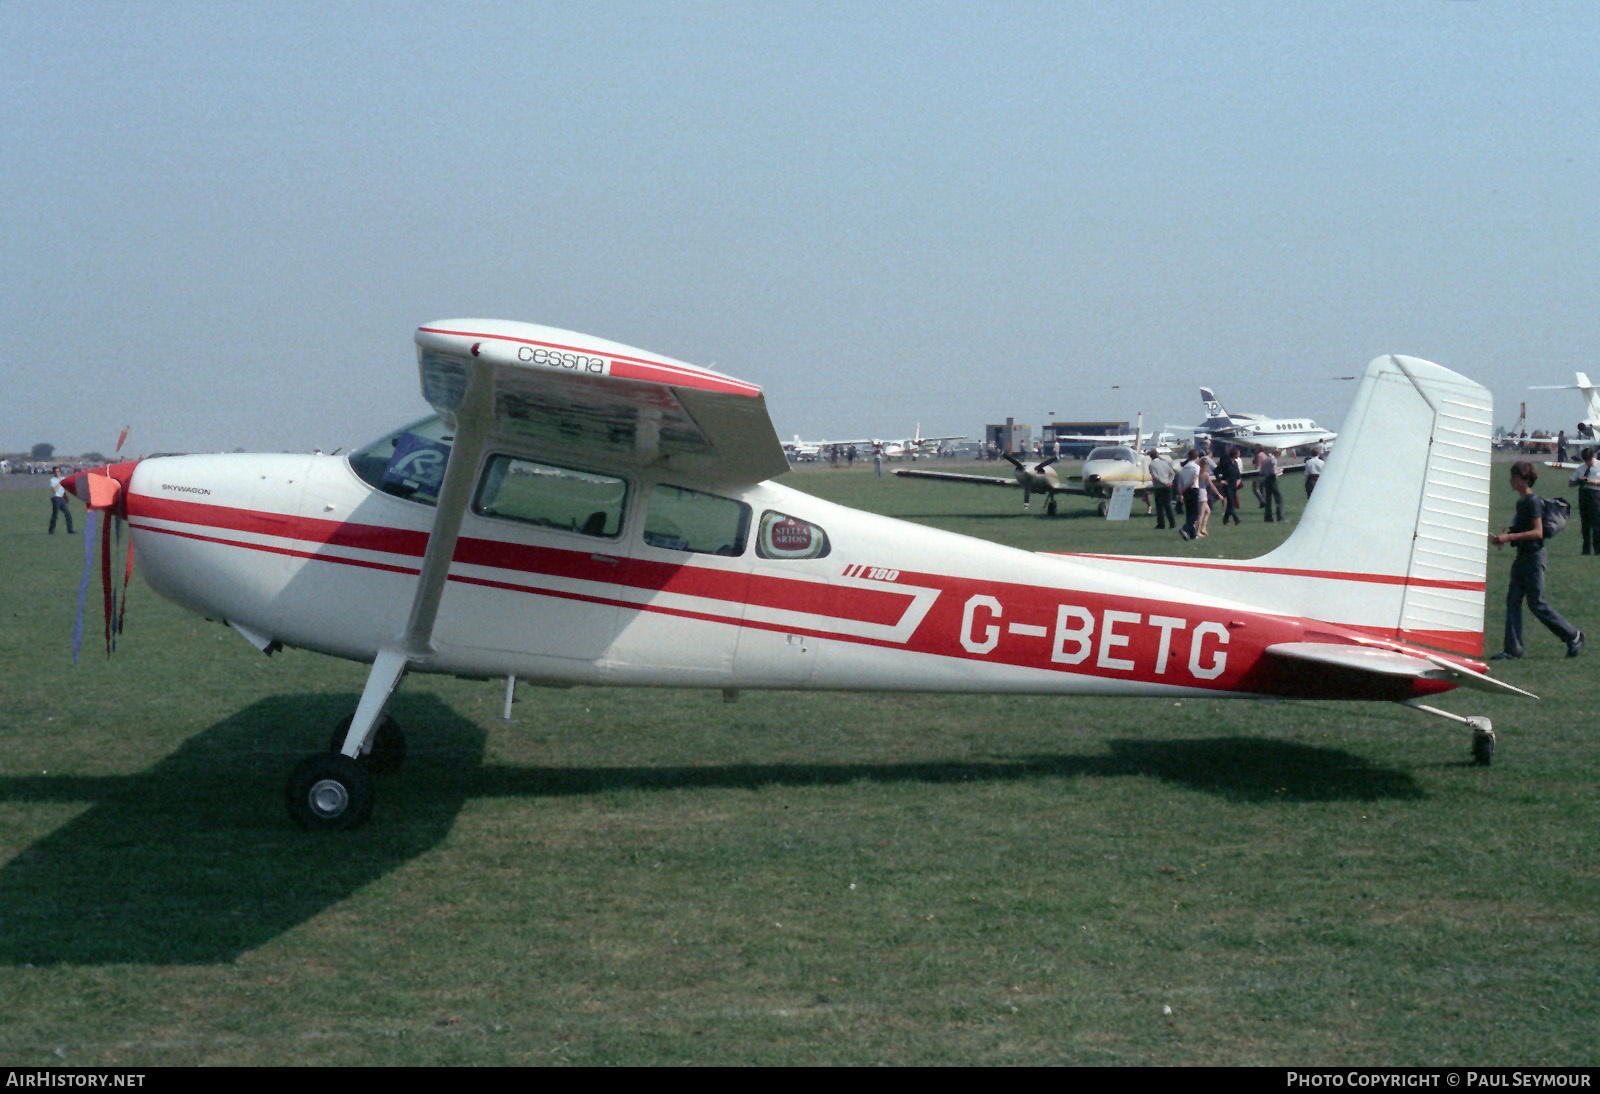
[1,462,1596,1066]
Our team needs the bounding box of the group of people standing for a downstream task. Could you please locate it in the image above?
[1148,443,1313,541]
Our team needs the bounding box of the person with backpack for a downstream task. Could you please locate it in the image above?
[1490,461,1582,660]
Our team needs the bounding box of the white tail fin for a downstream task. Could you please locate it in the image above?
[1199,387,1229,428]
[1257,354,1492,655]
[1074,356,1492,658]
[1530,371,1600,428]
[1577,372,1600,425]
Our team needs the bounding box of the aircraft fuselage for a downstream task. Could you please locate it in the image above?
[125,448,1451,705]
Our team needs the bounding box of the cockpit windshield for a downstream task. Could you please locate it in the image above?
[1085,446,1138,463]
[347,414,453,506]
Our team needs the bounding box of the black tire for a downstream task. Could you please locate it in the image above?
[329,715,406,775]
[1096,500,1108,517]
[1471,728,1495,767]
[287,752,375,830]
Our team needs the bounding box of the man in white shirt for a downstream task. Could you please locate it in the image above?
[1304,446,1325,497]
[1177,451,1201,540]
[48,467,75,535]
[1570,448,1600,556]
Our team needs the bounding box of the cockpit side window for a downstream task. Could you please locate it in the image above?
[348,414,453,506]
[643,484,750,556]
[473,455,627,538]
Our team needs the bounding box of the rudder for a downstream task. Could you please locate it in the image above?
[1259,355,1492,655]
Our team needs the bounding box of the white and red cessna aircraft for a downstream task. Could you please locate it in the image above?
[65,320,1529,830]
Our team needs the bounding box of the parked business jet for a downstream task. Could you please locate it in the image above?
[1194,388,1337,453]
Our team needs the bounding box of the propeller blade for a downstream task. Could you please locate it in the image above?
[117,523,135,639]
[101,509,114,654]
[63,460,141,661]
[72,511,97,665]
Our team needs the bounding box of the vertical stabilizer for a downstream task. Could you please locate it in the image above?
[1576,372,1600,426]
[1259,355,1492,654]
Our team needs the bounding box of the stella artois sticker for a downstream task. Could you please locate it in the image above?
[759,511,829,560]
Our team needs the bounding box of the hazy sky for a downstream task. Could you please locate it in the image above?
[4,1,1597,457]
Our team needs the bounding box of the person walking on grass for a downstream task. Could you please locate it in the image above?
[48,467,75,535]
[1489,461,1582,661]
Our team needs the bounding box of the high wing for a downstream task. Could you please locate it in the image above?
[416,320,788,488]
[1051,432,1139,445]
[337,319,788,763]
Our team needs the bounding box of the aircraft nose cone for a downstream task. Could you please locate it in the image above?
[63,461,140,517]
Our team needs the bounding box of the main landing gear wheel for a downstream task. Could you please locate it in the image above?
[1471,725,1496,767]
[286,753,374,831]
[1046,496,1058,516]
[329,715,407,775]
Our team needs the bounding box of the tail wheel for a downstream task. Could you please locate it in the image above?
[329,715,406,775]
[287,753,374,831]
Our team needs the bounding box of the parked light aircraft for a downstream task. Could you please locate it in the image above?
[892,420,1293,518]
[892,446,1155,517]
[785,425,963,462]
[64,321,1527,830]
[1047,421,1183,456]
[1528,372,1600,441]
[1192,388,1337,453]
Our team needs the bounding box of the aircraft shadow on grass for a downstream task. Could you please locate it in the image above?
[0,696,1420,966]
[470,735,1424,806]
[0,693,482,968]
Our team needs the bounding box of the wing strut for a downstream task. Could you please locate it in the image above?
[338,357,495,759]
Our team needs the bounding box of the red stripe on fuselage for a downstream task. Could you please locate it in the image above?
[1059,551,1485,592]
[127,492,1475,698]
[129,494,912,628]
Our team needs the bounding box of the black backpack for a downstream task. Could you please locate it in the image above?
[1541,496,1571,538]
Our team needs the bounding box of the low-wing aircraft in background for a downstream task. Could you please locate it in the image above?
[1190,387,1337,453]
[892,420,1298,519]
[892,444,1156,517]
[64,322,1528,830]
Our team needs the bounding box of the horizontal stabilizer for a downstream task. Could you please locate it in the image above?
[1265,642,1537,699]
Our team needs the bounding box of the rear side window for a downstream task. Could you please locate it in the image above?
[644,485,750,556]
[474,455,627,538]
